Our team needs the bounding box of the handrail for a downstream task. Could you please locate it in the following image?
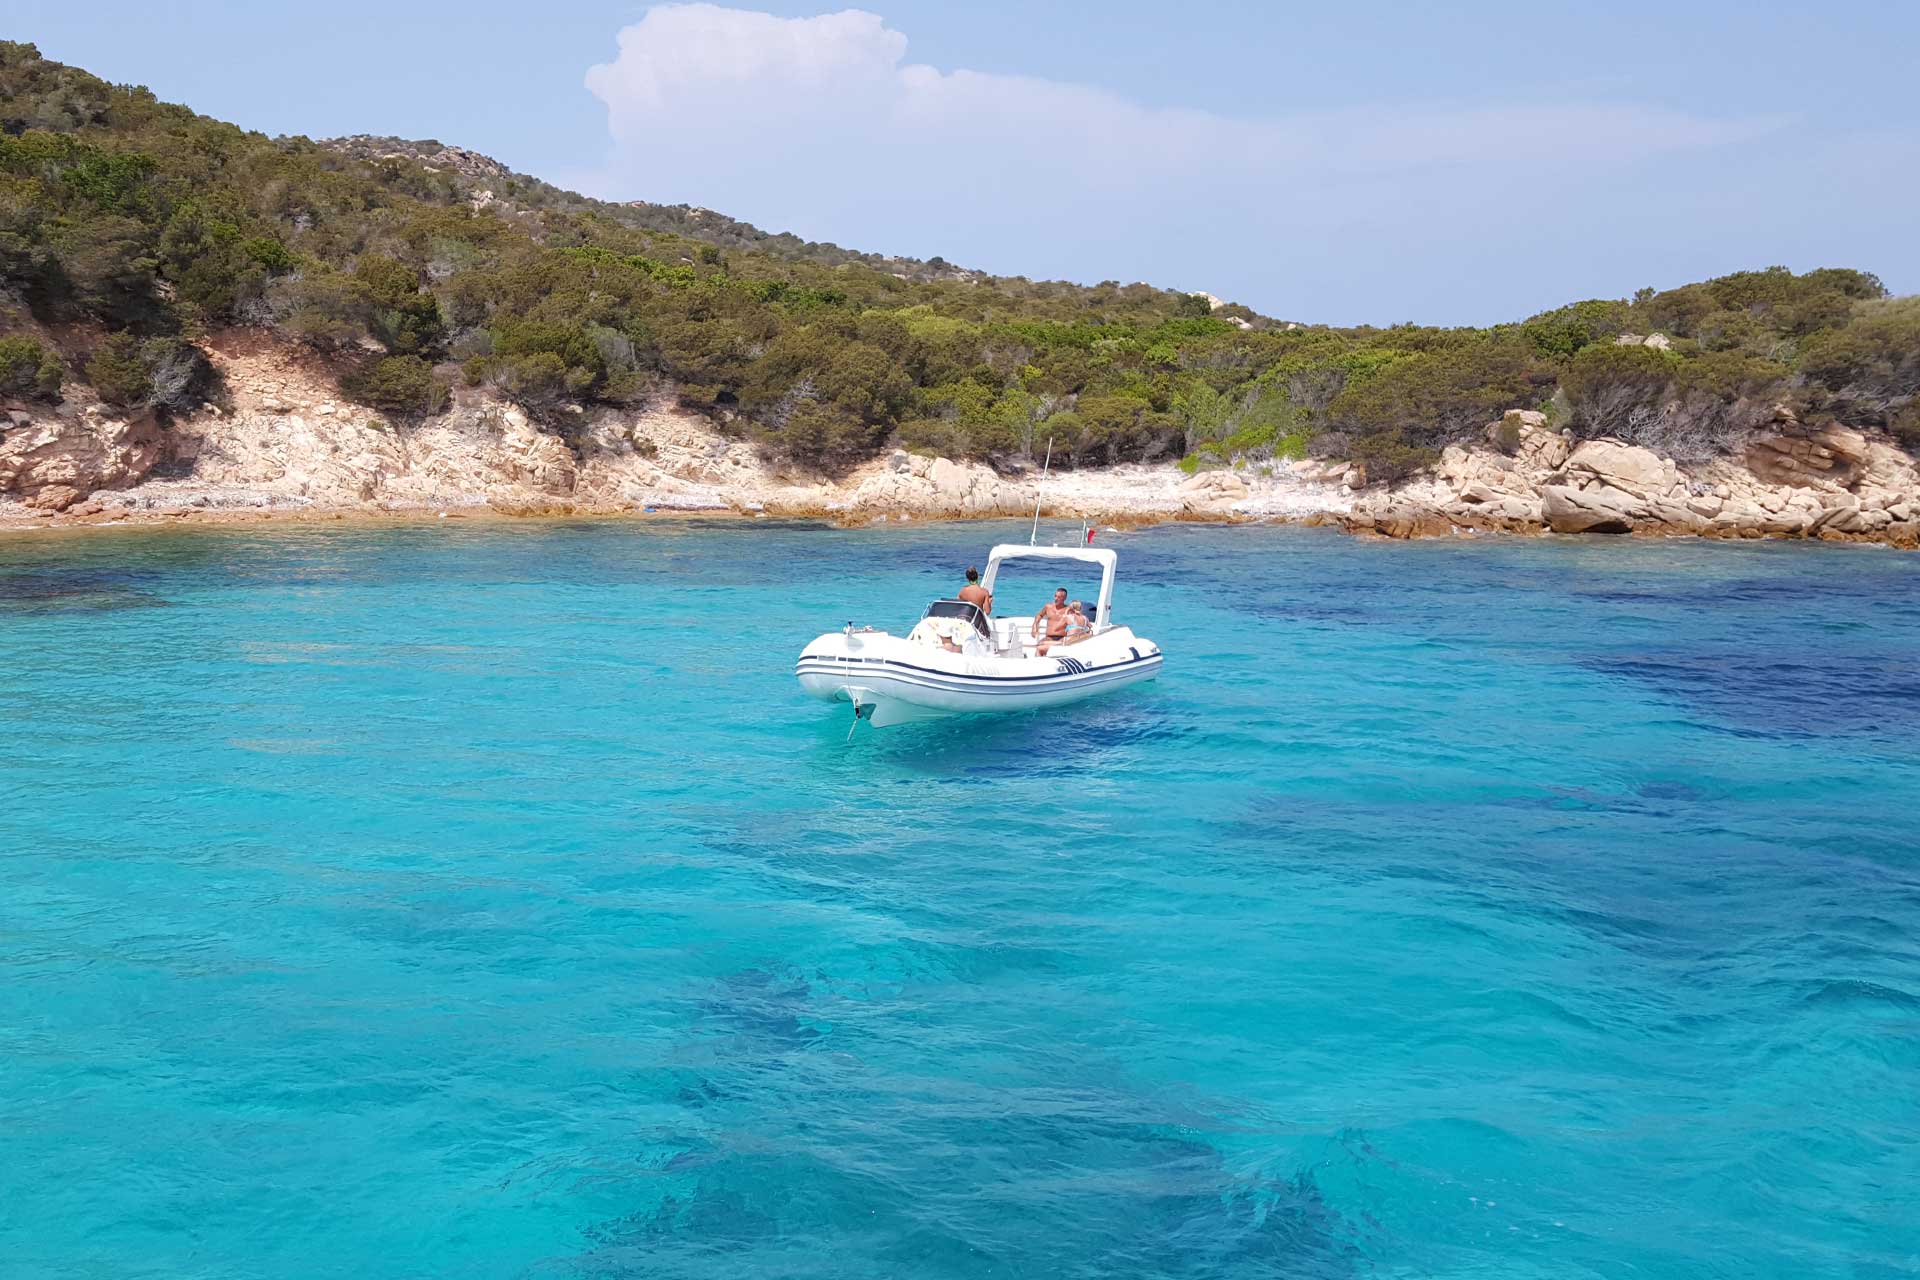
[980,544,1116,630]
[922,598,990,635]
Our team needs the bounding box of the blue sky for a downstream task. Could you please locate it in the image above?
[12,1,1917,324]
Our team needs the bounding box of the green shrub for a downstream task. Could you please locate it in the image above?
[0,335,63,399]
[79,332,212,413]
[159,199,276,321]
[901,380,1035,458]
[1561,343,1783,460]
[85,332,152,405]
[1560,343,1680,436]
[1796,297,1920,430]
[466,350,567,408]
[1892,399,1920,451]
[1633,267,1888,354]
[280,274,366,351]
[353,255,445,356]
[341,355,448,416]
[1521,299,1632,359]
[776,400,888,471]
[1222,395,1310,462]
[1061,392,1181,465]
[896,416,963,457]
[1328,336,1547,448]
[1348,432,1438,485]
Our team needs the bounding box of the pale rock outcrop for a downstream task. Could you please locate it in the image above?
[930,457,1029,515]
[1490,409,1571,474]
[1479,495,1545,524]
[843,454,1029,518]
[1535,438,1685,535]
[1559,439,1679,499]
[1177,468,1249,514]
[1435,445,1511,492]
[1344,411,1564,538]
[0,411,165,510]
[1338,400,1920,547]
[1539,484,1642,534]
[1288,458,1352,487]
[1746,421,1867,489]
[477,407,577,494]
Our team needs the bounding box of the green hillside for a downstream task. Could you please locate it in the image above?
[1,40,1914,476]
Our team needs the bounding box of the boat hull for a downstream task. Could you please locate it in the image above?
[796,628,1162,727]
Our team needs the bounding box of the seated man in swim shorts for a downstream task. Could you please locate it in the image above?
[1032,587,1072,655]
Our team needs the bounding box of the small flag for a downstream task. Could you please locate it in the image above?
[1085,526,1097,545]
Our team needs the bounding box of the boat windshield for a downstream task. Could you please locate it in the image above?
[921,599,990,636]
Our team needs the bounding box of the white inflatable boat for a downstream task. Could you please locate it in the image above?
[796,543,1163,727]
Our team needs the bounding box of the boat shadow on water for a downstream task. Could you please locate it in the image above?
[815,689,1185,780]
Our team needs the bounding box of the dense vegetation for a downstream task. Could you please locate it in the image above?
[2,41,1915,479]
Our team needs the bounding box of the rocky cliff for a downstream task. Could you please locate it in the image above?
[0,337,1280,529]
[1324,409,1920,548]
[3,339,1917,546]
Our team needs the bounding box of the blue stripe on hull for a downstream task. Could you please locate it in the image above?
[797,656,1161,701]
[794,652,1162,686]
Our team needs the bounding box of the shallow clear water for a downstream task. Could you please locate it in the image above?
[2,519,1917,1279]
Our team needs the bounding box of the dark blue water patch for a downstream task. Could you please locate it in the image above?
[1688,570,1911,609]
[0,568,169,614]
[1799,977,1920,1013]
[1636,779,1709,802]
[565,1121,1364,1280]
[693,967,834,1052]
[1131,1169,1361,1280]
[1481,780,1734,819]
[568,1149,916,1278]
[669,1072,742,1111]
[1582,648,1920,740]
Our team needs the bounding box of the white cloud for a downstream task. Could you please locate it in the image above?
[583,4,1784,321]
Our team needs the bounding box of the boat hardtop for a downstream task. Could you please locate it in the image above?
[796,542,1163,727]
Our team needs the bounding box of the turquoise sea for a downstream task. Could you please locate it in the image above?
[2,519,1917,1279]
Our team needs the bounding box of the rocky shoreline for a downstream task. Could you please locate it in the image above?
[3,338,1916,548]
[1320,409,1920,549]
[0,338,1334,534]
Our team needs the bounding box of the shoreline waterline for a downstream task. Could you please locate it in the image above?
[6,499,1917,552]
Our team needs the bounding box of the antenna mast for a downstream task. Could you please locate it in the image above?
[1029,436,1053,546]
